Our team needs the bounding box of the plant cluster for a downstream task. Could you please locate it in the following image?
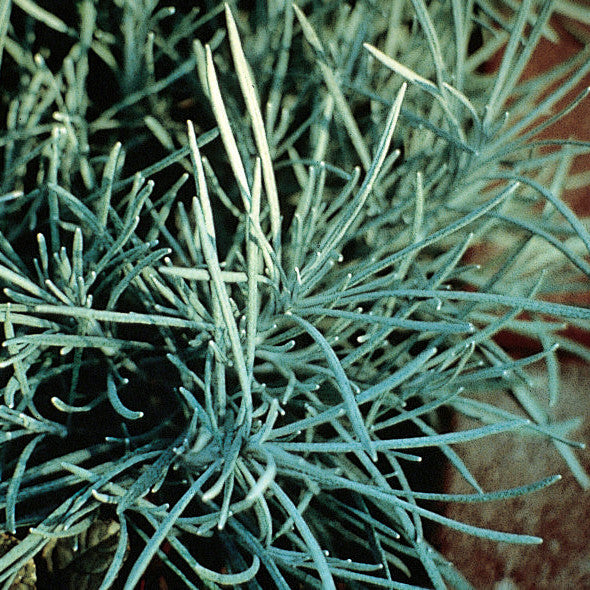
[0,1,589,588]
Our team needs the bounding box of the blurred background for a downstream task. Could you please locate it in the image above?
[438,7,590,588]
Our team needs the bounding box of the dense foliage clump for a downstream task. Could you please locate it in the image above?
[0,1,588,588]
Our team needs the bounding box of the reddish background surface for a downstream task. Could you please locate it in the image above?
[438,12,590,589]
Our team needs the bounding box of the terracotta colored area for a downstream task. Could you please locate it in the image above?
[540,16,590,216]
[438,16,590,583]
[436,361,590,589]
[462,11,590,353]
[488,12,590,217]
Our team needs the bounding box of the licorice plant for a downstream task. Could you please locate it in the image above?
[0,1,589,588]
